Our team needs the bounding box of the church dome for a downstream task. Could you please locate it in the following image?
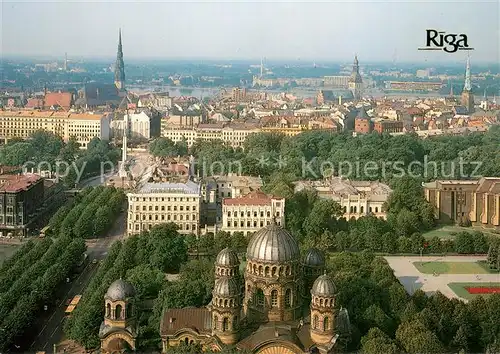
[246,223,300,263]
[105,279,135,301]
[216,247,239,267]
[213,277,240,297]
[311,274,336,296]
[303,248,326,267]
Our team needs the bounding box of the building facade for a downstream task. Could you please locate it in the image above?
[294,178,392,220]
[0,111,111,148]
[111,111,161,141]
[221,190,285,236]
[0,174,44,236]
[424,178,500,229]
[114,29,126,91]
[374,119,404,134]
[348,56,363,100]
[461,56,474,114]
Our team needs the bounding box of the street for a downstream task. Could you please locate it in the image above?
[28,210,127,353]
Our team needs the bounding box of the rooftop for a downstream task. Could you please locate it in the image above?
[138,180,200,195]
[0,174,42,193]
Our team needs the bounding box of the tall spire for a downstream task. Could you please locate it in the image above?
[114,28,126,91]
[463,55,472,92]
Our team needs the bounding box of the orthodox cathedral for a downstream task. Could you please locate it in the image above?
[99,221,350,353]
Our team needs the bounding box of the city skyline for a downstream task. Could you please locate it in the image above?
[2,1,499,63]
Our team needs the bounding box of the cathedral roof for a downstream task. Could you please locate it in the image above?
[105,279,135,301]
[213,277,240,297]
[311,274,337,296]
[302,248,326,267]
[216,247,239,267]
[246,222,300,263]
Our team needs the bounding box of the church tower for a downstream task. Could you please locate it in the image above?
[114,29,126,91]
[310,273,337,352]
[461,55,474,113]
[210,248,241,345]
[348,55,363,100]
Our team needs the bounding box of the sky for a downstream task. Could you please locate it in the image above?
[1,0,499,63]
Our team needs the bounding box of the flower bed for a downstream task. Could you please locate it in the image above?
[465,286,500,294]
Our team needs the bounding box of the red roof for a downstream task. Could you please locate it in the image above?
[44,92,73,110]
[223,190,282,206]
[25,98,44,109]
[0,174,41,193]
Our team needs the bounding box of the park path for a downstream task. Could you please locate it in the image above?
[384,256,500,302]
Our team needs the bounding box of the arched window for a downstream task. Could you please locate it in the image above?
[106,303,111,317]
[320,298,324,306]
[224,299,228,307]
[265,266,270,277]
[255,288,265,308]
[271,290,278,307]
[213,316,218,329]
[324,316,330,331]
[375,207,379,213]
[285,289,292,308]
[259,265,263,275]
[360,206,364,213]
[313,315,319,329]
[185,338,189,345]
[228,211,231,217]
[222,317,229,331]
[115,304,122,320]
[272,267,277,276]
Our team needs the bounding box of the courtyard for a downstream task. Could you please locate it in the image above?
[384,255,500,302]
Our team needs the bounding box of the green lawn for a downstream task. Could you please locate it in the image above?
[423,225,500,240]
[413,261,491,274]
[0,244,19,265]
[448,282,500,300]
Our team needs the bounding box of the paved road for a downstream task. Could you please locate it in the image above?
[29,211,127,353]
[384,255,500,302]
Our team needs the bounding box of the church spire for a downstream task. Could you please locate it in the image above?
[463,55,472,92]
[114,28,126,91]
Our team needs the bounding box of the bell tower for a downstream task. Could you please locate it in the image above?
[461,55,474,113]
[310,273,337,350]
[114,29,126,91]
[348,55,363,100]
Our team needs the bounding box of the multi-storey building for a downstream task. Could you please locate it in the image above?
[111,111,161,141]
[127,180,201,235]
[323,75,350,88]
[0,111,111,148]
[221,190,285,236]
[294,178,392,220]
[424,178,500,229]
[374,119,404,134]
[0,174,44,236]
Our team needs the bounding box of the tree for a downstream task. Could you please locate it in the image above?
[231,231,248,250]
[455,231,474,254]
[361,327,399,354]
[472,231,489,254]
[0,142,35,166]
[487,240,499,270]
[396,320,445,353]
[126,265,164,299]
[303,199,343,238]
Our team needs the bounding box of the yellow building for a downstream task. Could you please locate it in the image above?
[0,110,111,148]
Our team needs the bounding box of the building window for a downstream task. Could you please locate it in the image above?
[324,316,330,331]
[256,288,265,308]
[285,289,292,308]
[375,207,379,213]
[222,317,229,331]
[271,290,278,307]
[313,315,319,330]
[213,316,218,330]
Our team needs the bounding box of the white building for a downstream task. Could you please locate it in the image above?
[127,180,201,235]
[294,177,392,220]
[221,190,285,236]
[111,111,157,140]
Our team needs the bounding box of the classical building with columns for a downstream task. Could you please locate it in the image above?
[423,177,500,229]
[159,222,351,353]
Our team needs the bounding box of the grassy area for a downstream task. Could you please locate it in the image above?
[448,282,500,300]
[423,225,500,240]
[413,261,492,274]
[0,244,20,265]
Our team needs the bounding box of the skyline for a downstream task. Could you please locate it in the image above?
[1,1,499,64]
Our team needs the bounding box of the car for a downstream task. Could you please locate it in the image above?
[92,259,98,264]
